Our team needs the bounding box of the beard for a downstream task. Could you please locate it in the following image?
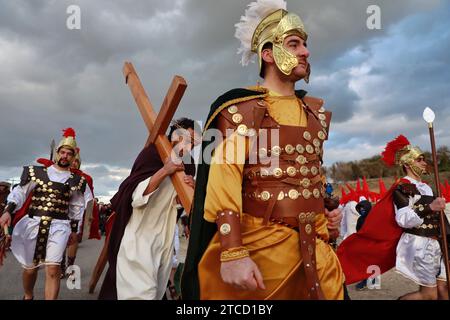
[57,159,71,168]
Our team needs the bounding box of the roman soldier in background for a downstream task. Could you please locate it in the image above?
[337,135,449,300]
[0,128,87,300]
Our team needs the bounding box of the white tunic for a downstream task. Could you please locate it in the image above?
[116,175,178,300]
[395,176,447,286]
[342,201,359,239]
[7,165,85,269]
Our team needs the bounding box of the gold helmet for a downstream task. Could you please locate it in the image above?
[235,0,309,79]
[55,128,78,163]
[381,135,426,177]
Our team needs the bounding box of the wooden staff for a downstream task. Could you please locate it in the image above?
[423,107,450,298]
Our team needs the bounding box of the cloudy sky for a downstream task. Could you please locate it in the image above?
[1,0,449,201]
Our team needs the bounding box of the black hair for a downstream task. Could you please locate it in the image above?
[259,42,273,79]
[168,117,196,142]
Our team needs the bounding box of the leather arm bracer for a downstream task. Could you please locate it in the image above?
[215,210,248,262]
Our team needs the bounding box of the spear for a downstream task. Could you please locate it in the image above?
[50,139,56,162]
[423,107,450,298]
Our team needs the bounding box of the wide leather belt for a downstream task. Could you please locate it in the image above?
[29,211,69,220]
[245,199,325,300]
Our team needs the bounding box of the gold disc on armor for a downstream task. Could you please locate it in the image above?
[71,187,76,191]
[311,166,319,176]
[318,131,326,140]
[39,181,44,186]
[296,144,305,154]
[40,197,45,201]
[260,191,271,201]
[42,188,47,193]
[303,131,312,141]
[271,146,282,156]
[219,223,231,235]
[48,181,53,186]
[296,155,307,165]
[288,189,299,200]
[39,238,44,243]
[232,113,243,124]
[306,145,314,154]
[302,189,312,199]
[41,229,46,234]
[227,105,238,114]
[318,107,325,113]
[301,178,311,188]
[313,189,320,198]
[315,147,321,155]
[28,166,33,169]
[30,172,35,177]
[43,221,48,226]
[318,114,326,121]
[273,168,283,178]
[287,166,297,177]
[298,212,307,224]
[320,120,327,128]
[43,207,48,211]
[38,205,43,210]
[31,177,36,181]
[300,166,309,176]
[277,191,285,201]
[285,144,295,155]
[305,224,312,235]
[313,139,321,147]
[237,124,248,136]
[46,202,52,207]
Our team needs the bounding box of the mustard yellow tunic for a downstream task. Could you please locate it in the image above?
[198,90,344,300]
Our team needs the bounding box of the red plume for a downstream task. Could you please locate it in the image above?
[381,135,410,166]
[62,128,76,138]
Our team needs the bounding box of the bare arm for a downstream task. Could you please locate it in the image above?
[143,158,184,196]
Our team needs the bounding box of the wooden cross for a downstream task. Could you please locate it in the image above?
[122,62,194,213]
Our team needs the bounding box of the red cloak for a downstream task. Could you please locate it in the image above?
[336,180,407,284]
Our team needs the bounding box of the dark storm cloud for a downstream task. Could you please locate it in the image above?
[0,0,448,197]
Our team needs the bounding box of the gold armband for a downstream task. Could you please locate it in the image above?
[220,246,250,262]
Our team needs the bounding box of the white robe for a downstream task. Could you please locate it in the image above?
[116,175,178,300]
[342,201,359,239]
[7,165,85,269]
[395,176,447,286]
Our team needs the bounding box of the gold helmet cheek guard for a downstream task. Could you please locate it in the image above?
[253,10,309,81]
[399,146,427,176]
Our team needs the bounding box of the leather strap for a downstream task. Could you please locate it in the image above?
[296,212,325,300]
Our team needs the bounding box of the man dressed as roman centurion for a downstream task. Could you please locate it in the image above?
[182,0,344,300]
[0,128,87,300]
[338,135,449,300]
